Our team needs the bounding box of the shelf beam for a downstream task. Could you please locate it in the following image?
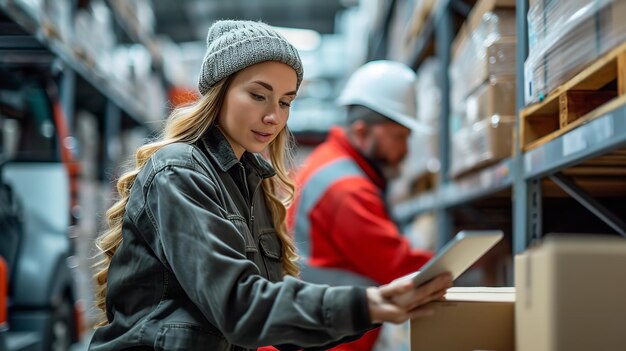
[524,111,626,180]
[393,159,513,224]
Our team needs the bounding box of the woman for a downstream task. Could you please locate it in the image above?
[89,20,452,351]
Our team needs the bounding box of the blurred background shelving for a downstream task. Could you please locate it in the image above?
[387,0,626,289]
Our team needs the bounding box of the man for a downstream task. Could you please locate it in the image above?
[288,60,434,351]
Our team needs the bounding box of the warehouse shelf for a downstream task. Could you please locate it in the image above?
[0,0,160,129]
[524,102,626,180]
[104,0,162,67]
[404,0,449,69]
[444,158,513,206]
[393,190,437,223]
[393,158,513,223]
[388,0,626,255]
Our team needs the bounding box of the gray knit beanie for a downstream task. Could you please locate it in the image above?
[198,20,304,95]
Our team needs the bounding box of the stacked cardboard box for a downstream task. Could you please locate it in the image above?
[449,0,517,177]
[451,115,515,176]
[515,235,626,351]
[412,58,441,181]
[450,9,516,108]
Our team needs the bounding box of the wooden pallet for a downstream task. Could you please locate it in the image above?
[521,41,626,151]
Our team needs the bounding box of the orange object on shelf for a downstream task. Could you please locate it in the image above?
[168,86,199,108]
[0,257,7,327]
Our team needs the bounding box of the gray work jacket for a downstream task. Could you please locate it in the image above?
[88,126,374,351]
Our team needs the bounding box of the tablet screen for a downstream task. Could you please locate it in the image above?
[408,230,503,287]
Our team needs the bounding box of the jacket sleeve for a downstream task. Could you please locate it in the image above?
[142,165,375,348]
[325,183,434,284]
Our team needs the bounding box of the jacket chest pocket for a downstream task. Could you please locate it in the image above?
[258,230,283,282]
[226,214,257,256]
[227,214,271,280]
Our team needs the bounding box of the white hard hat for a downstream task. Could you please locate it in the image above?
[337,60,426,132]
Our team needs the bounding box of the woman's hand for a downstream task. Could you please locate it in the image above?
[366,273,452,324]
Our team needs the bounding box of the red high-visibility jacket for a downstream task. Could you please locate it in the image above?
[288,127,433,351]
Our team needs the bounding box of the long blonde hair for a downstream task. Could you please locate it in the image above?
[94,77,300,326]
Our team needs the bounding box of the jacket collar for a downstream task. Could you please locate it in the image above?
[199,125,276,179]
[327,127,386,190]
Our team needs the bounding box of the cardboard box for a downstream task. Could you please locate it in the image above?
[466,78,516,125]
[451,115,515,177]
[453,78,515,129]
[515,235,626,351]
[449,0,516,101]
[452,38,516,104]
[410,287,515,351]
[452,3,516,60]
[465,0,516,38]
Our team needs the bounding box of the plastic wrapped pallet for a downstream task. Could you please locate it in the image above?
[110,0,156,35]
[73,10,97,63]
[528,0,589,52]
[415,57,441,173]
[416,58,441,126]
[388,59,441,203]
[398,128,438,184]
[41,0,72,43]
[91,1,117,75]
[452,77,516,132]
[388,124,438,203]
[525,0,626,104]
[73,1,117,75]
[450,9,516,112]
[450,115,515,177]
[450,124,473,177]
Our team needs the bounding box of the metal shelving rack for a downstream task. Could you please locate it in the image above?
[391,0,626,253]
[0,0,162,130]
[1,0,168,179]
[392,0,516,249]
[394,158,513,222]
[104,0,162,67]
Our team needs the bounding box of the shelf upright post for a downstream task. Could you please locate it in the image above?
[103,101,122,183]
[60,0,77,138]
[435,0,453,250]
[513,0,532,253]
[59,68,76,137]
[369,0,398,60]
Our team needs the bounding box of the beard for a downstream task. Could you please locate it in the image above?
[381,163,402,180]
[363,140,403,181]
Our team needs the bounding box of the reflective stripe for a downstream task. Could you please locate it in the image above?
[300,264,377,287]
[295,157,376,286]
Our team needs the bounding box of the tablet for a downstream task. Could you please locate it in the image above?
[403,230,503,287]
